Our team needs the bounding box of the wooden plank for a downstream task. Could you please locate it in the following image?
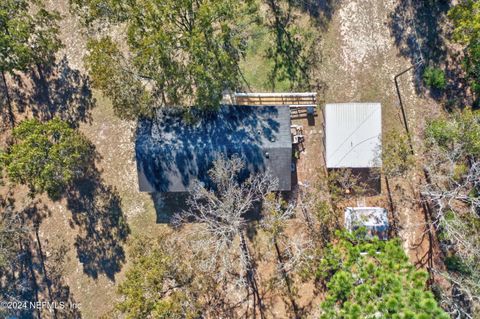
[234,92,317,97]
[231,92,318,107]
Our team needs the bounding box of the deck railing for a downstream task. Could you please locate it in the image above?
[228,92,317,108]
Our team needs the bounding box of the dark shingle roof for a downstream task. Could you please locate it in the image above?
[135,105,292,192]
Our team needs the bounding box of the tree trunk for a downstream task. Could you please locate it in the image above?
[273,237,301,319]
[239,231,264,319]
[22,240,42,319]
[36,63,53,113]
[35,226,57,319]
[1,70,15,127]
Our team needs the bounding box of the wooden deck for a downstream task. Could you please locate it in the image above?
[231,92,317,107]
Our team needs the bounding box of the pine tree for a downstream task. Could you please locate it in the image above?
[317,231,449,319]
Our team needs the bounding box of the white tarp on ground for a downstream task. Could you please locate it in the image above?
[325,103,382,168]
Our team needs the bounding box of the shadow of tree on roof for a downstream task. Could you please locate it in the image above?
[136,106,282,193]
[66,152,129,281]
[8,55,95,127]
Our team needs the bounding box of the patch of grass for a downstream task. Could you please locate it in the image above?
[240,0,325,93]
[241,22,292,92]
[445,255,471,275]
[423,66,446,90]
[360,80,382,101]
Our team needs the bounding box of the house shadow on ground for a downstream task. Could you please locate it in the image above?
[151,192,189,223]
[350,168,382,195]
[151,192,269,226]
[328,167,382,197]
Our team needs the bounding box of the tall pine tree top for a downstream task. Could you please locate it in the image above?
[316,231,449,319]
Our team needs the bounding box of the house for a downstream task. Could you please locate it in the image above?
[344,207,389,240]
[135,105,292,192]
[324,103,382,169]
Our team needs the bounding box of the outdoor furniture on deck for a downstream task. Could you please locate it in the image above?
[290,124,304,134]
[293,134,304,145]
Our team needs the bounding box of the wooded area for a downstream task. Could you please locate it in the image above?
[0,0,479,318]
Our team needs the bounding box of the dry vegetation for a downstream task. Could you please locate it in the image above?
[1,0,475,318]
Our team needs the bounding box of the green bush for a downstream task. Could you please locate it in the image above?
[1,118,93,200]
[423,66,447,90]
[425,110,480,156]
[382,130,414,177]
[445,255,471,275]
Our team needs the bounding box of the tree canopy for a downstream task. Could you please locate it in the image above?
[448,0,480,46]
[422,109,480,316]
[1,118,93,200]
[425,109,480,158]
[0,0,62,73]
[448,1,480,95]
[0,0,62,125]
[115,235,199,319]
[79,0,257,119]
[316,231,449,319]
[84,37,153,120]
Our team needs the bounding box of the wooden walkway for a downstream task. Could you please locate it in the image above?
[230,92,317,107]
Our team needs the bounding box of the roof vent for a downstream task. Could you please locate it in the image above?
[265,152,270,158]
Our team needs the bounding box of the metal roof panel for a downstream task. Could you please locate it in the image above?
[325,103,382,168]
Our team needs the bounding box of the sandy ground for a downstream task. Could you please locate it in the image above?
[1,0,448,317]
[315,0,439,265]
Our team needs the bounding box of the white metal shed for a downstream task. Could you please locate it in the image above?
[325,103,382,168]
